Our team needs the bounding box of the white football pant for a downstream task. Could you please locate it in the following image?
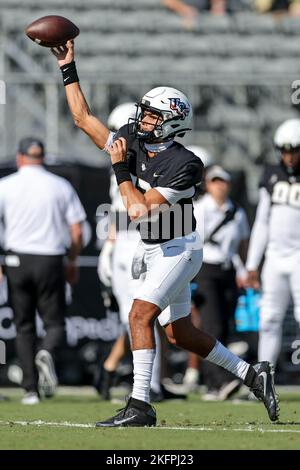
[259,253,300,365]
[111,230,161,392]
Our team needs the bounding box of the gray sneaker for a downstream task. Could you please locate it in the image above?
[218,379,242,401]
[202,389,220,401]
[35,350,58,398]
[21,391,40,405]
[250,362,280,422]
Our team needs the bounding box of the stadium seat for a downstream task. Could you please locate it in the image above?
[1,0,300,175]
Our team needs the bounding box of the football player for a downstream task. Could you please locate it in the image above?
[97,103,186,402]
[246,118,300,367]
[51,40,279,426]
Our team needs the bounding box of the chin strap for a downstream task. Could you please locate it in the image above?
[144,140,173,153]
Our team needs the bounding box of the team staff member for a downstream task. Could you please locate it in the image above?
[193,165,249,400]
[51,40,279,426]
[0,137,86,405]
[182,145,214,389]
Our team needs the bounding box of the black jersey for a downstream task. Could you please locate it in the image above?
[115,124,204,243]
[259,163,300,208]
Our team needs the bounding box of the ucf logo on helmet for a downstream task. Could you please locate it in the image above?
[169,98,190,118]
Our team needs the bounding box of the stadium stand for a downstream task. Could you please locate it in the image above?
[0,1,300,192]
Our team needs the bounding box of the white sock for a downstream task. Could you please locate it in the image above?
[258,329,281,366]
[150,325,161,394]
[205,340,250,381]
[132,349,156,403]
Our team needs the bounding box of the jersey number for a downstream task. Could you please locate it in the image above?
[272,181,300,208]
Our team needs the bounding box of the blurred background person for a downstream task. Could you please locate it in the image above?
[0,138,86,404]
[96,103,186,402]
[162,0,227,16]
[182,145,215,390]
[246,119,300,368]
[162,0,227,27]
[192,165,249,400]
[254,0,300,16]
[186,145,215,169]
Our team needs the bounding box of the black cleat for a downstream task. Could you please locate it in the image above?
[250,361,280,422]
[94,364,115,401]
[0,395,10,402]
[150,384,187,403]
[95,397,157,428]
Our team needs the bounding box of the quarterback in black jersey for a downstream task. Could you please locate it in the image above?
[114,122,202,243]
[52,41,279,426]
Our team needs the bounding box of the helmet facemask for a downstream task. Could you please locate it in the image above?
[131,104,165,143]
[131,90,192,143]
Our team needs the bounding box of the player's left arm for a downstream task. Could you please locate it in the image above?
[119,182,169,221]
[237,209,250,265]
[108,137,169,220]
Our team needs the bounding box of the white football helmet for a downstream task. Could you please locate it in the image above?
[134,86,193,142]
[274,119,300,150]
[186,145,214,168]
[107,102,137,131]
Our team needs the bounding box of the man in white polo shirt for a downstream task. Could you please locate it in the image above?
[0,137,86,404]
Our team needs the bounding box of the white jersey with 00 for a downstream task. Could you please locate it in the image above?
[246,164,300,365]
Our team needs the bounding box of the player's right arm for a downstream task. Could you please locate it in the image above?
[52,40,109,150]
[246,186,271,288]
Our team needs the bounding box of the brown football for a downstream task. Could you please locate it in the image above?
[25,15,80,48]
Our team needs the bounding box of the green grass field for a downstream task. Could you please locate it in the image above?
[0,388,299,450]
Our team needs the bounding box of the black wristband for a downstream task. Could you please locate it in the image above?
[60,61,79,86]
[112,161,131,186]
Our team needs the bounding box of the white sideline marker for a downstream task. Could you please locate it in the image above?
[0,420,300,433]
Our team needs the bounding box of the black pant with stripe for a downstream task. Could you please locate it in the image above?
[5,252,66,392]
[193,262,238,391]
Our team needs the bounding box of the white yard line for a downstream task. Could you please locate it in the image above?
[0,420,300,433]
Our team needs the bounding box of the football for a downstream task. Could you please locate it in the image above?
[25,15,80,48]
